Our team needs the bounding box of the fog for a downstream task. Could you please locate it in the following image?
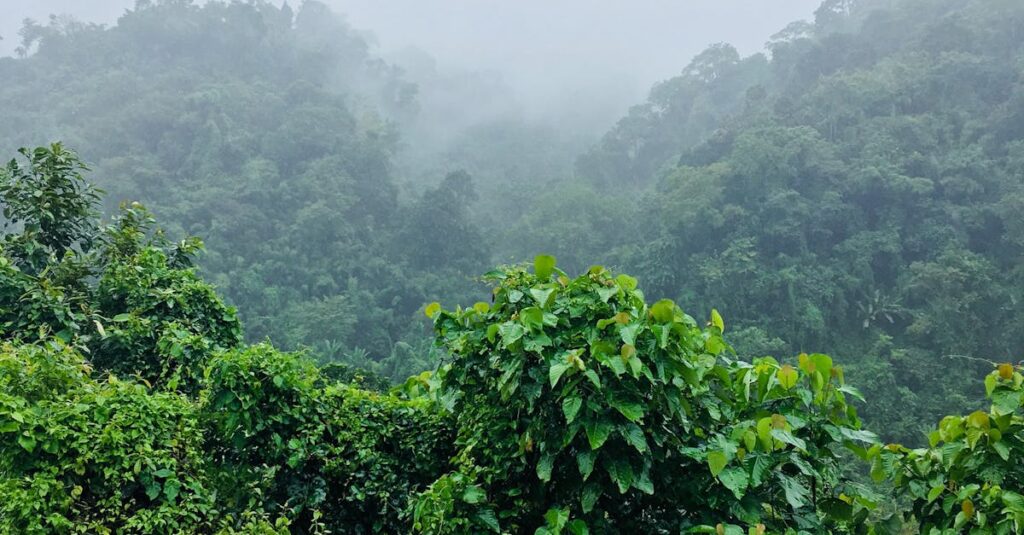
[5,1,1024,525]
[2,0,820,126]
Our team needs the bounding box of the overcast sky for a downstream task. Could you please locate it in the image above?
[1,0,822,119]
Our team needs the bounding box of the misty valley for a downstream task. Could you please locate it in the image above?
[2,0,1024,533]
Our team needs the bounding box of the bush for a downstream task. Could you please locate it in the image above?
[0,341,215,533]
[8,143,1024,533]
[415,257,877,534]
[90,204,242,391]
[202,344,454,533]
[875,363,1024,533]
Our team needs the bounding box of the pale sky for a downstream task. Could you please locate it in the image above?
[1,0,822,121]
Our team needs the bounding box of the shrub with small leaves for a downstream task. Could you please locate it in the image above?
[0,341,215,533]
[0,143,101,273]
[90,203,242,391]
[202,344,454,533]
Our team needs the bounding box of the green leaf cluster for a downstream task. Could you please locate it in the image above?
[0,145,453,534]
[415,258,878,534]
[873,364,1024,533]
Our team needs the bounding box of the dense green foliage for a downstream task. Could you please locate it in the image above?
[0,146,451,533]
[873,365,1024,533]
[2,145,1024,533]
[203,343,453,533]
[416,258,877,533]
[572,0,1024,442]
[3,0,1024,531]
[4,0,1023,445]
[0,341,214,533]
[0,0,482,382]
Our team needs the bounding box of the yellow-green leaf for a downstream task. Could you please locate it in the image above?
[534,255,557,280]
[962,499,974,517]
[707,451,728,476]
[778,365,798,390]
[650,299,675,323]
[710,308,724,332]
[615,274,638,290]
[757,417,773,450]
[966,410,989,430]
[798,353,812,373]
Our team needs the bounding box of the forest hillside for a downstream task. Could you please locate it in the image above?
[3,1,1022,442]
[2,0,1024,531]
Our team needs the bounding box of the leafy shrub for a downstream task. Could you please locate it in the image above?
[1,144,451,534]
[415,256,877,534]
[875,363,1024,533]
[90,203,242,391]
[7,142,1024,534]
[0,341,215,533]
[202,344,454,533]
[0,246,86,344]
[0,145,241,390]
[0,144,101,346]
[0,144,101,273]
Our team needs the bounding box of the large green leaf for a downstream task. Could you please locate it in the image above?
[718,467,749,499]
[707,450,728,476]
[567,519,590,535]
[605,458,635,493]
[498,322,525,347]
[544,508,569,530]
[550,362,572,388]
[584,419,613,450]
[536,454,555,482]
[771,429,807,451]
[778,473,810,509]
[650,299,675,323]
[475,509,501,533]
[615,274,637,290]
[462,485,486,504]
[521,307,545,330]
[534,255,557,280]
[991,388,1021,416]
[810,353,833,378]
[562,396,583,423]
[710,308,724,332]
[17,434,36,453]
[530,287,557,309]
[580,482,601,513]
[620,423,649,453]
[777,365,798,389]
[577,450,596,480]
[610,398,644,422]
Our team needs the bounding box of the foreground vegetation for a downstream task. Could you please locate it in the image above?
[3,145,1024,533]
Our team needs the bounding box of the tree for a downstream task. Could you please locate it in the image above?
[0,144,101,272]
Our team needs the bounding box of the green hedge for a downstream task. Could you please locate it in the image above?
[0,341,215,533]
[202,344,454,533]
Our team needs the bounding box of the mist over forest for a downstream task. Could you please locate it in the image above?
[2,0,1024,533]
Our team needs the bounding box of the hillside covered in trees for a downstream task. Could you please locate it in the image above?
[0,0,494,382]
[2,0,1024,532]
[3,0,1022,442]
[2,147,1023,533]
[579,0,1024,443]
